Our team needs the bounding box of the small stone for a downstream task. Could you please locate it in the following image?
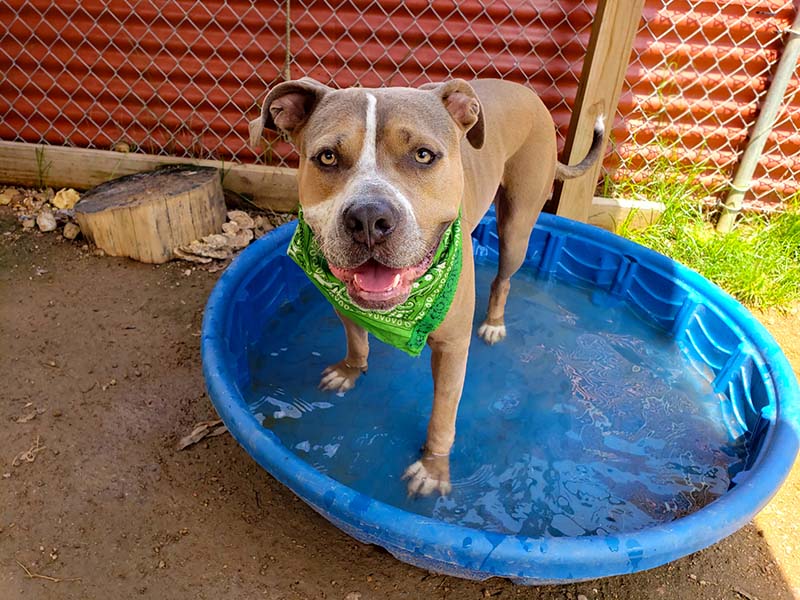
[223,228,253,250]
[578,595,589,600]
[157,559,166,569]
[227,210,255,230]
[52,188,80,210]
[36,187,55,202]
[221,221,240,235]
[21,218,35,230]
[36,211,57,232]
[0,188,21,205]
[344,593,362,600]
[253,215,275,238]
[63,222,81,240]
[93,248,106,257]
[178,240,231,260]
[201,233,230,249]
[173,248,213,264]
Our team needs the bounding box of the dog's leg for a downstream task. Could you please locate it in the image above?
[319,310,369,393]
[402,335,470,496]
[403,244,474,497]
[478,135,556,346]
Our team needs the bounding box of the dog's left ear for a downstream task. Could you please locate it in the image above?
[421,79,484,149]
[248,77,332,147]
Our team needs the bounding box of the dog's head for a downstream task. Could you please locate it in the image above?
[249,77,484,310]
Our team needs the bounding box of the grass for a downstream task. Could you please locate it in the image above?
[34,145,51,189]
[608,151,800,310]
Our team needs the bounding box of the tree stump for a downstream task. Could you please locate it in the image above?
[74,166,226,263]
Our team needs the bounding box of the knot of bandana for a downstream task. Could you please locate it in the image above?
[287,210,463,357]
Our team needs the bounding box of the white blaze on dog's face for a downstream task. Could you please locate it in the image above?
[250,78,484,310]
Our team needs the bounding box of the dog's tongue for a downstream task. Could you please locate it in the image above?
[352,260,403,293]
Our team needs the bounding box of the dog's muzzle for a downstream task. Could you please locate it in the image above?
[342,198,399,250]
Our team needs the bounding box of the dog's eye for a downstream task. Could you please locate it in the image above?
[316,149,338,167]
[414,148,436,165]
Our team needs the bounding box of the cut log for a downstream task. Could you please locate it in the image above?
[74,165,226,263]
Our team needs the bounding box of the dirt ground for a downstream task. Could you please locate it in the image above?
[1,205,798,600]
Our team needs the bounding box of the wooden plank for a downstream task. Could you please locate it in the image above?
[587,196,665,232]
[555,0,645,223]
[0,141,299,213]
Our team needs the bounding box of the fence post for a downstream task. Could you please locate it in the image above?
[716,6,800,232]
[555,0,645,223]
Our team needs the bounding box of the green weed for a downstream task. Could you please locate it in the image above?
[610,153,800,310]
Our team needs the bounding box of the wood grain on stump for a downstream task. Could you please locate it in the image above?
[74,166,226,263]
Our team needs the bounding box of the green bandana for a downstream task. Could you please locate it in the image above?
[287,209,462,357]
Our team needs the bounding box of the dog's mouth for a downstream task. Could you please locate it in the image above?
[328,243,438,310]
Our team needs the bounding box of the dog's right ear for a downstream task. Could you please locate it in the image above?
[248,78,332,146]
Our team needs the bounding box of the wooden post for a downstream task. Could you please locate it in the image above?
[0,141,299,213]
[555,0,645,223]
[74,166,227,263]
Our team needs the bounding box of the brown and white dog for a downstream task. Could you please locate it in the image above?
[249,78,603,497]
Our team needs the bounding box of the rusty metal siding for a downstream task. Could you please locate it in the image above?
[287,1,594,148]
[0,1,593,166]
[614,0,799,208]
[0,0,798,209]
[1,1,287,158]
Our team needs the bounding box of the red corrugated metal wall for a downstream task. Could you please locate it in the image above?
[1,1,798,209]
[614,0,799,208]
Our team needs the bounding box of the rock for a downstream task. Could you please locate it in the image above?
[0,188,21,206]
[21,217,35,229]
[173,248,212,264]
[223,228,253,250]
[227,210,255,230]
[344,593,362,600]
[63,222,81,240]
[254,216,275,238]
[36,211,57,232]
[221,221,240,235]
[33,188,55,203]
[52,188,80,210]
[178,239,232,260]
[201,233,230,249]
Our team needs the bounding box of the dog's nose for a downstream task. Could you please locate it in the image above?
[343,200,398,248]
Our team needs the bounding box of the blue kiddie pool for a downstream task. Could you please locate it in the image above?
[201,211,800,584]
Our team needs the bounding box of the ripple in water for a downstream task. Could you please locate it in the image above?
[246,263,748,537]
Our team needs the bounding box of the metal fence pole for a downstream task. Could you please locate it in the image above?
[716,5,800,232]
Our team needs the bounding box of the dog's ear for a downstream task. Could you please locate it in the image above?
[421,79,484,149]
[248,78,332,146]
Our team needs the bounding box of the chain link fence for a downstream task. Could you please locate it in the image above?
[612,0,799,210]
[1,0,798,211]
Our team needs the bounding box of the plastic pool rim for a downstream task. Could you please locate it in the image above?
[201,213,800,584]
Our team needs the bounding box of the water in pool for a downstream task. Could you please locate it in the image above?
[246,261,748,537]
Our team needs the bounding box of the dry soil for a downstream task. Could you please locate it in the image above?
[1,206,798,600]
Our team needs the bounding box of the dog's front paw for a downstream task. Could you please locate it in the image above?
[402,454,451,497]
[477,321,506,345]
[319,360,366,393]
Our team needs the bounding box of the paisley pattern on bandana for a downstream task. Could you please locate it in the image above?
[287,209,462,357]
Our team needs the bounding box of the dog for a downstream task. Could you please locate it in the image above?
[249,78,603,497]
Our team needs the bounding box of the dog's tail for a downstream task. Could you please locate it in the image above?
[555,115,605,181]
